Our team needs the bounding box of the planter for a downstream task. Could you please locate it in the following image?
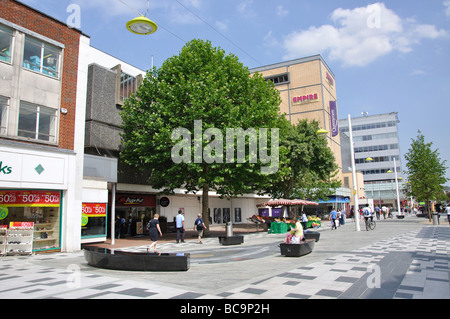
[280,239,315,257]
[304,230,320,242]
[218,235,244,246]
[84,247,190,271]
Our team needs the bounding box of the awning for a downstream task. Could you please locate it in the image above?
[256,199,318,207]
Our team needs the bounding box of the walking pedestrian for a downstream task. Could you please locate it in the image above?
[193,213,207,244]
[301,212,308,230]
[176,209,185,243]
[330,209,338,230]
[147,213,162,253]
[445,204,450,226]
[375,206,381,220]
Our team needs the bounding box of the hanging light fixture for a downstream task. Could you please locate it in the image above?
[125,0,158,35]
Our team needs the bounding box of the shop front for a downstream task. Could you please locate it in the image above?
[111,193,156,237]
[0,189,61,253]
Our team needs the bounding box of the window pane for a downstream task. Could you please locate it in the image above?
[0,24,13,63]
[23,36,42,72]
[42,44,59,77]
[38,106,55,141]
[0,96,8,134]
[18,103,37,138]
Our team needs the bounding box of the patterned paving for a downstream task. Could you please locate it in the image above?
[0,225,448,299]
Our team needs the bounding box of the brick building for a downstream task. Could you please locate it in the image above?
[0,0,87,253]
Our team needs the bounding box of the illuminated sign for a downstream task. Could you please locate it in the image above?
[292,93,319,105]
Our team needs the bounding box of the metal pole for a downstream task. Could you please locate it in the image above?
[394,158,401,215]
[348,114,360,231]
[111,183,116,245]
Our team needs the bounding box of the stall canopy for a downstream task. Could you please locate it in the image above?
[256,199,318,207]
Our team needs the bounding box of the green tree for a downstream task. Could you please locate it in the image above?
[120,39,284,234]
[404,131,448,221]
[258,119,341,201]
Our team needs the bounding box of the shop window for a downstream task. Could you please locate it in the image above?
[0,190,61,252]
[18,101,57,143]
[0,96,8,135]
[0,24,13,64]
[81,203,107,238]
[23,35,61,78]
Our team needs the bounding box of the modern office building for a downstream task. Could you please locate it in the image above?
[339,112,404,209]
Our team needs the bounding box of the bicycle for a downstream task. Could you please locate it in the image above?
[365,217,376,231]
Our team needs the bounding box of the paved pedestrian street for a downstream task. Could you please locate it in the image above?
[0,216,448,302]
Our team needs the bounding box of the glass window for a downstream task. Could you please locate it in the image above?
[0,24,13,63]
[23,36,60,78]
[0,96,8,135]
[120,72,138,102]
[18,102,57,143]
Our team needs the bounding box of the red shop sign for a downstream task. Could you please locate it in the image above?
[115,194,156,207]
[0,190,60,207]
[82,203,107,217]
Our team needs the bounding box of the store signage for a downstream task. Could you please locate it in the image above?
[0,161,12,175]
[160,197,170,207]
[292,93,319,105]
[0,206,8,220]
[326,72,334,86]
[82,203,107,217]
[115,194,156,207]
[9,221,34,229]
[81,214,89,227]
[329,101,339,137]
[0,190,60,207]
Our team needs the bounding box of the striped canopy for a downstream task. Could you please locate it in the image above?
[256,199,318,207]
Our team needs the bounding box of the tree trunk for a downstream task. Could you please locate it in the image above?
[202,183,210,236]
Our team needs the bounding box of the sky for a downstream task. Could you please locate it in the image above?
[18,0,450,182]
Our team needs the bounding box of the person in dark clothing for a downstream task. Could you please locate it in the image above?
[147,213,162,253]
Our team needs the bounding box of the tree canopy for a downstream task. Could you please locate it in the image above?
[404,131,448,219]
[258,119,341,201]
[120,39,285,232]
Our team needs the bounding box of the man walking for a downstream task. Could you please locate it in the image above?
[330,209,338,230]
[176,209,185,243]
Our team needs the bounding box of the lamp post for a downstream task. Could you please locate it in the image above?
[394,158,401,215]
[388,159,402,215]
[348,114,361,231]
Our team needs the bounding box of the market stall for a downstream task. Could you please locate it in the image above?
[254,199,320,233]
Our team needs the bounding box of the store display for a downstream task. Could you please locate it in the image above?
[4,222,34,255]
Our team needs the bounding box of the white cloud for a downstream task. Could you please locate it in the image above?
[444,0,450,17]
[282,2,447,67]
[215,20,229,31]
[276,5,288,17]
[236,0,253,14]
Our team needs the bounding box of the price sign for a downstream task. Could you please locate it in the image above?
[0,190,60,207]
[0,206,8,220]
[82,203,107,217]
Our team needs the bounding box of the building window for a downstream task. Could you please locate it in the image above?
[265,73,289,85]
[0,96,8,135]
[119,72,138,103]
[0,24,13,64]
[18,101,57,143]
[23,36,61,78]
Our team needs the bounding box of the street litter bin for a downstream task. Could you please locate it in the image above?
[432,213,439,225]
[226,222,233,237]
